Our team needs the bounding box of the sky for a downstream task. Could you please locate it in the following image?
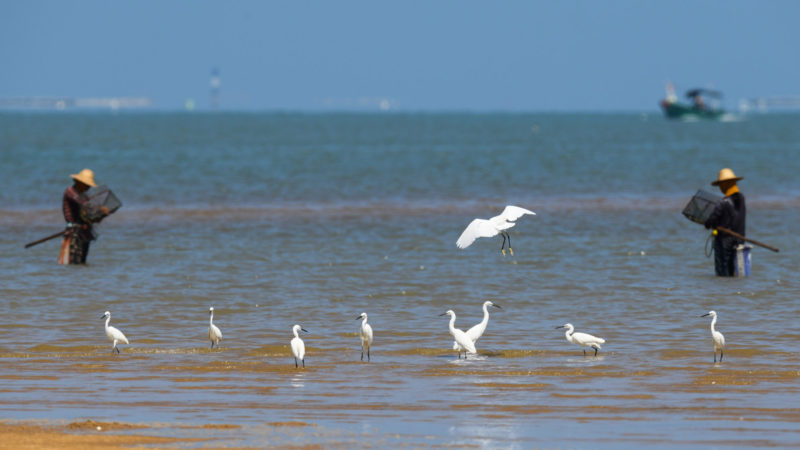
[2,1,799,112]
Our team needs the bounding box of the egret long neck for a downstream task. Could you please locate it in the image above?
[448,314,457,334]
[709,316,717,334]
[479,304,490,328]
[209,312,214,325]
[104,316,111,330]
[564,326,574,342]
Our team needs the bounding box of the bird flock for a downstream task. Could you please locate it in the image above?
[100,303,726,367]
[99,206,727,367]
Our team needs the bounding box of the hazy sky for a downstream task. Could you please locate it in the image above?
[2,1,799,111]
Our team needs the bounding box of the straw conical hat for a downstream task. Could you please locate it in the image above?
[711,168,743,186]
[70,168,97,187]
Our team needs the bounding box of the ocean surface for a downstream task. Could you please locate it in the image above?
[1,112,799,448]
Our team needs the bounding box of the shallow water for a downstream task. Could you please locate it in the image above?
[1,112,799,447]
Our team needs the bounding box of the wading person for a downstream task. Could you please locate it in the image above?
[704,168,746,277]
[59,168,107,264]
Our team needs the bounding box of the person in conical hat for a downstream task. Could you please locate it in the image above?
[60,168,107,264]
[704,168,746,276]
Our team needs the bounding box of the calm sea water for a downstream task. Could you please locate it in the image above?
[1,112,799,448]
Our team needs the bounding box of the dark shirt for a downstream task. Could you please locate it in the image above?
[63,186,94,240]
[705,192,746,239]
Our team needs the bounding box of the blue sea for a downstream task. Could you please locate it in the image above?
[1,112,799,448]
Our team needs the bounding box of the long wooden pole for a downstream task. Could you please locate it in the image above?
[24,230,66,249]
[717,226,779,253]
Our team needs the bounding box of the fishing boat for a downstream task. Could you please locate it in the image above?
[660,84,724,120]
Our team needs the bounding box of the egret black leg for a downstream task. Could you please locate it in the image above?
[367,349,370,361]
[500,234,507,253]
[361,348,364,361]
[507,233,513,255]
[713,353,717,363]
[302,359,305,368]
[720,351,723,362]
[594,348,598,356]
[294,358,298,368]
[583,349,586,357]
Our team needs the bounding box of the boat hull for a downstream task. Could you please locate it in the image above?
[660,100,724,120]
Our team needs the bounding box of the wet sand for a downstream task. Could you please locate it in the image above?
[0,421,209,450]
[2,338,800,447]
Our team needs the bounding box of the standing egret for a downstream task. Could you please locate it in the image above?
[556,323,605,356]
[356,312,373,362]
[101,311,129,354]
[454,301,502,350]
[290,324,308,368]
[208,307,222,349]
[456,205,535,256]
[439,310,476,359]
[701,310,725,362]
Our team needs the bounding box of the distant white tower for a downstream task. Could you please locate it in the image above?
[210,68,221,109]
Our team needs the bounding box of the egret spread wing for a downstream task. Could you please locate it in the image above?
[456,219,499,249]
[499,205,536,222]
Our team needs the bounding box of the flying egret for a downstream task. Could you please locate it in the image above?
[556,323,605,356]
[453,301,502,350]
[456,205,535,256]
[701,310,726,362]
[356,312,373,362]
[439,310,477,359]
[290,324,308,368]
[101,311,129,354]
[208,307,222,349]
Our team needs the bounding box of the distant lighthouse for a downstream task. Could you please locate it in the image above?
[210,68,221,109]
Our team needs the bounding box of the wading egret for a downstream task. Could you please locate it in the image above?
[456,205,535,256]
[208,307,222,349]
[290,324,308,368]
[453,301,502,350]
[101,311,129,354]
[439,310,476,359]
[556,323,605,356]
[356,312,373,361]
[701,310,725,362]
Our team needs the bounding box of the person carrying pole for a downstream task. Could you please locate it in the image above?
[59,168,108,264]
[704,168,746,277]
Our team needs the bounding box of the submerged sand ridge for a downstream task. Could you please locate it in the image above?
[1,334,799,446]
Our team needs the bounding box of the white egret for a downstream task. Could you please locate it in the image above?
[439,310,477,359]
[456,205,535,256]
[453,301,502,350]
[556,323,605,356]
[208,307,222,349]
[290,324,308,368]
[701,310,725,362]
[101,311,129,354]
[356,312,373,362]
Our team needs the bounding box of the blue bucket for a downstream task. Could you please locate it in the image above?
[735,244,752,277]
